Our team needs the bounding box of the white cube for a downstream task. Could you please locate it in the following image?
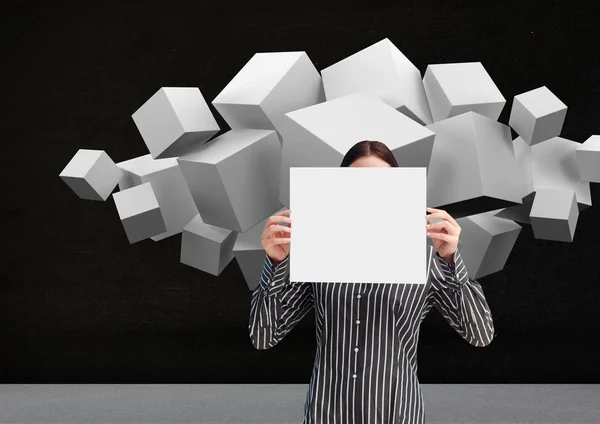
[321,38,432,125]
[530,188,579,242]
[212,52,324,142]
[509,86,567,146]
[177,129,283,233]
[575,135,600,183]
[132,87,220,159]
[116,154,198,242]
[180,213,237,276]
[112,182,166,244]
[423,62,506,122]
[59,149,123,201]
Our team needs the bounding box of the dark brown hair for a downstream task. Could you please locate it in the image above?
[340,140,399,167]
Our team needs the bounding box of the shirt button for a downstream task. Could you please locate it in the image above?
[354,347,359,352]
[356,294,361,298]
[355,320,360,324]
[352,374,357,379]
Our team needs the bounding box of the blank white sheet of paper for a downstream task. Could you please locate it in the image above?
[289,166,427,284]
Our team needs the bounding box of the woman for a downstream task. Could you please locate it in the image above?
[248,140,495,424]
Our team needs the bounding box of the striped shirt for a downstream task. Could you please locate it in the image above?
[249,244,495,424]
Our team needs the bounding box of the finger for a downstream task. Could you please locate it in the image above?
[439,209,459,228]
[425,211,458,230]
[266,214,292,228]
[426,232,454,243]
[264,237,292,248]
[262,229,290,246]
[426,220,457,235]
[266,224,292,237]
[427,208,459,228]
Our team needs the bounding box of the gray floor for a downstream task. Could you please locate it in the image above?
[0,384,598,423]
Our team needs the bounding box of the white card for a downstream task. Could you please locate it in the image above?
[289,167,427,284]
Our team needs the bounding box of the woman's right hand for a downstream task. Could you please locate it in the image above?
[261,209,292,265]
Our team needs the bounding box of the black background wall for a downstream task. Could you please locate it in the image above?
[2,0,599,383]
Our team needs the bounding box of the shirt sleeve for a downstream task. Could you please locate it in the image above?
[428,246,495,347]
[248,252,314,350]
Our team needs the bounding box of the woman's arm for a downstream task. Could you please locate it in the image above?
[428,246,495,347]
[248,252,314,350]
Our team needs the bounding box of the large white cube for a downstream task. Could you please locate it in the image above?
[177,129,283,233]
[426,111,523,218]
[132,87,220,159]
[212,52,325,142]
[321,38,433,125]
[59,149,123,201]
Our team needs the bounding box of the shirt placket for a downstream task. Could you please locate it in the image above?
[353,282,365,419]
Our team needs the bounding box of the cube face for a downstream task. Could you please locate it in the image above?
[454,212,521,279]
[512,137,535,198]
[59,149,123,201]
[60,149,103,177]
[86,152,125,201]
[132,87,219,159]
[530,188,576,219]
[279,93,435,207]
[180,214,237,276]
[575,135,600,183]
[509,98,536,143]
[212,52,324,140]
[60,176,99,201]
[321,38,432,125]
[529,188,578,242]
[112,183,166,244]
[122,208,166,244]
[212,103,272,133]
[426,112,522,215]
[531,137,592,207]
[180,229,220,275]
[177,129,283,233]
[116,154,198,242]
[509,86,567,145]
[132,89,184,157]
[423,62,506,122]
[113,182,160,220]
[516,86,567,119]
[214,52,302,105]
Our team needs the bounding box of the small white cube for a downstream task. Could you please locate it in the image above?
[529,188,578,242]
[509,86,567,146]
[180,213,237,276]
[59,149,123,201]
[132,87,220,159]
[112,182,166,244]
[423,62,506,122]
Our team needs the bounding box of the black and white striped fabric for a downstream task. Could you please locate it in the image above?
[249,244,495,424]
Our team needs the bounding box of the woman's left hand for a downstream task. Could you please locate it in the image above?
[425,207,461,263]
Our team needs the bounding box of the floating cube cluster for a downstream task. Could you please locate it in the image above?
[59,38,599,285]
